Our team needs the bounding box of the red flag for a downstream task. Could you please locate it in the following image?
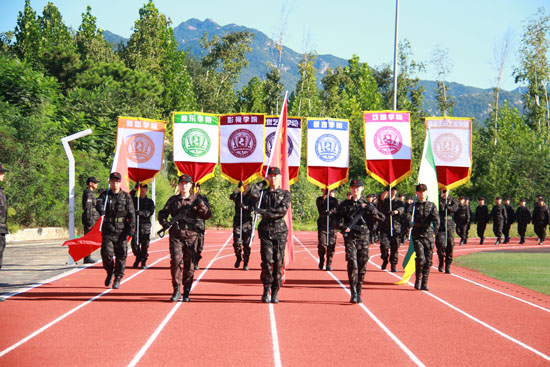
[269,95,294,278]
[62,218,102,262]
[112,136,131,192]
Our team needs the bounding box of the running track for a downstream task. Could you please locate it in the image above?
[0,231,549,366]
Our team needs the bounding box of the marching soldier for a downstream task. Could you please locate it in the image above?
[502,198,515,243]
[316,189,339,271]
[532,195,550,245]
[409,184,439,291]
[81,176,100,263]
[436,190,458,273]
[490,196,507,245]
[378,188,404,272]
[465,198,474,243]
[130,183,155,269]
[230,181,256,270]
[250,167,291,304]
[366,194,379,244]
[516,198,531,244]
[158,175,212,302]
[96,172,136,289]
[455,196,470,246]
[0,164,8,270]
[336,179,384,303]
[474,197,490,244]
[398,193,409,244]
[193,183,210,270]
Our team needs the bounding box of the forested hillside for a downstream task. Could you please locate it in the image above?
[0,0,549,231]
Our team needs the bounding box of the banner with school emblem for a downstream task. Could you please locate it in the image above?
[220,113,265,185]
[173,112,219,184]
[262,116,302,185]
[425,117,472,190]
[307,118,349,190]
[364,111,412,187]
[116,116,166,183]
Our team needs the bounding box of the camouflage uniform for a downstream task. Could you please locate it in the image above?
[193,193,210,269]
[408,198,439,290]
[377,196,404,271]
[454,202,470,245]
[0,180,8,269]
[316,194,339,270]
[490,203,507,244]
[336,197,384,302]
[515,204,531,244]
[474,202,490,244]
[158,193,212,297]
[503,203,515,243]
[96,189,136,285]
[436,195,458,273]
[82,186,100,234]
[230,188,256,269]
[130,190,155,267]
[532,202,550,244]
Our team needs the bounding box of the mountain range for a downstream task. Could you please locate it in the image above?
[104,18,523,122]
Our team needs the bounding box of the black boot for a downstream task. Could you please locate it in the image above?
[83,255,97,264]
[104,272,113,287]
[170,285,181,302]
[112,276,122,289]
[140,259,147,269]
[318,255,325,270]
[234,254,242,269]
[350,287,358,303]
[414,275,421,290]
[438,258,444,272]
[421,275,429,291]
[194,259,200,270]
[325,258,332,271]
[271,287,279,304]
[445,263,452,274]
[480,237,484,245]
[243,258,249,271]
[132,257,140,268]
[381,259,388,270]
[262,285,271,303]
[495,237,501,245]
[356,285,363,303]
[390,264,397,273]
[182,287,191,302]
[519,236,525,244]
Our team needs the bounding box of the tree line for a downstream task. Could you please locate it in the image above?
[0,1,549,231]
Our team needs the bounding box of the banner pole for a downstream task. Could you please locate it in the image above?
[392,0,400,111]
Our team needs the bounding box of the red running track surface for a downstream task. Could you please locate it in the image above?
[0,230,549,367]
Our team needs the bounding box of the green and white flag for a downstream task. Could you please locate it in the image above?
[417,128,439,211]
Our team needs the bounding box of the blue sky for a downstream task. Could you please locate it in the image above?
[1,0,548,91]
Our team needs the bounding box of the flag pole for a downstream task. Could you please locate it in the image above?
[392,0,400,111]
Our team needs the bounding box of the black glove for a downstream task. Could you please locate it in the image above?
[238,181,243,188]
[126,229,135,237]
[194,196,203,206]
[259,180,268,188]
[255,208,267,216]
[161,221,171,230]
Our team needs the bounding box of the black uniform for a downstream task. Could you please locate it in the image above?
[455,203,470,245]
[515,205,531,244]
[436,195,458,273]
[316,194,339,270]
[377,196,405,272]
[503,204,515,243]
[130,191,155,268]
[532,203,550,244]
[409,199,439,290]
[230,188,256,269]
[491,204,507,244]
[474,204,490,244]
[82,187,100,234]
[193,193,210,269]
[158,193,212,301]
[0,184,8,269]
[96,189,136,287]
[250,183,291,303]
[336,197,384,303]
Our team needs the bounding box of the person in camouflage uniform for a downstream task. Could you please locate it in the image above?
[96,172,136,289]
[491,196,507,245]
[455,196,470,246]
[130,183,155,269]
[250,167,291,304]
[81,176,100,264]
[515,198,531,244]
[377,188,405,272]
[316,189,339,271]
[502,198,515,243]
[230,181,256,270]
[408,184,439,291]
[436,190,458,274]
[193,183,210,270]
[397,193,408,244]
[474,197,490,244]
[336,179,384,304]
[366,194,380,245]
[533,195,550,245]
[158,174,212,302]
[0,164,9,270]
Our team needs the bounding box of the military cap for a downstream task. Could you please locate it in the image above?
[416,183,428,192]
[504,197,511,201]
[267,167,281,175]
[86,176,98,184]
[139,183,148,189]
[178,174,193,183]
[459,196,465,200]
[520,197,526,202]
[398,193,405,198]
[350,178,364,187]
[110,172,122,180]
[367,193,376,198]
[537,194,544,200]
[478,197,485,201]
[495,196,502,200]
[0,164,8,172]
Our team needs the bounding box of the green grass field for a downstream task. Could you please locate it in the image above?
[454,252,550,295]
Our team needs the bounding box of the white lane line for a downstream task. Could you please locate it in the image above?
[127,234,233,367]
[373,257,550,362]
[294,236,425,367]
[269,303,283,367]
[0,253,170,358]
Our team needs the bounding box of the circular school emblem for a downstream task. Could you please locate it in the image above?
[126,134,155,163]
[433,133,462,162]
[315,134,341,162]
[228,129,256,158]
[373,127,402,155]
[265,132,294,158]
[182,128,211,157]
